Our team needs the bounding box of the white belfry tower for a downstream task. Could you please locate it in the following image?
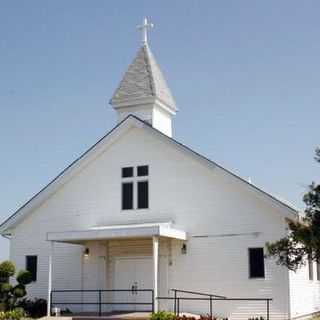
[110,18,177,137]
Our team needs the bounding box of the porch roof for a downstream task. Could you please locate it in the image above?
[46,222,187,243]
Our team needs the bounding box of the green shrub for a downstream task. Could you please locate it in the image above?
[0,262,15,280]
[150,311,176,320]
[150,313,229,320]
[16,271,32,286]
[0,261,32,311]
[174,315,228,320]
[0,308,25,320]
[11,287,25,299]
[0,284,11,293]
[198,316,228,320]
[17,298,47,318]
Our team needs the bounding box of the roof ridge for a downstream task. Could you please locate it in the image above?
[142,44,156,97]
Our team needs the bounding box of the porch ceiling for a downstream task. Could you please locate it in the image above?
[46,222,187,244]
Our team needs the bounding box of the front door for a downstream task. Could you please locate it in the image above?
[113,257,153,311]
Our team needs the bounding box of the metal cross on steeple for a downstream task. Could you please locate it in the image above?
[137,17,154,45]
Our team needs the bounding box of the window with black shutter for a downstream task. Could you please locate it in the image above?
[122,167,133,178]
[137,165,148,177]
[26,255,37,282]
[249,248,265,278]
[121,165,149,210]
[122,182,133,210]
[138,181,149,209]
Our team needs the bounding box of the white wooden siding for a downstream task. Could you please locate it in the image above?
[289,262,320,318]
[8,125,303,319]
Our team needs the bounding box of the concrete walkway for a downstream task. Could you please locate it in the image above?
[41,311,200,320]
[41,312,151,320]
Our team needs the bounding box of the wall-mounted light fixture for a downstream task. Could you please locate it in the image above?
[83,248,90,258]
[181,243,187,255]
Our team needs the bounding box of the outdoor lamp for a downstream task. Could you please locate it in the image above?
[83,248,90,257]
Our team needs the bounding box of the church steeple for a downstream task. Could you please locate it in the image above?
[110,18,177,137]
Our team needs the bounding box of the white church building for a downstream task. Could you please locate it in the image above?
[1,19,319,320]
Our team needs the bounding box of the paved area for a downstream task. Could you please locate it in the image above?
[42,312,151,320]
[42,311,200,320]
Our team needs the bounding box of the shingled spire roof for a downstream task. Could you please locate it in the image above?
[110,44,177,111]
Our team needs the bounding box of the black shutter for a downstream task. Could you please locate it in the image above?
[122,182,133,210]
[138,181,149,209]
[122,167,134,178]
[249,248,265,278]
[137,165,149,177]
[26,256,37,282]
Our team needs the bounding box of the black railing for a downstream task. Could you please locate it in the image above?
[157,289,272,320]
[51,288,272,319]
[51,289,154,316]
[170,289,226,317]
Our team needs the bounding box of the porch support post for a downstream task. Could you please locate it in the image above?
[47,241,54,317]
[152,236,159,312]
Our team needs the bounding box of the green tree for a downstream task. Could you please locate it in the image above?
[266,148,320,271]
[0,261,32,311]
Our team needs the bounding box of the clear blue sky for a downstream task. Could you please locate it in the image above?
[0,1,319,262]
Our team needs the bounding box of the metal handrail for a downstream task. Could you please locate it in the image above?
[50,289,154,316]
[158,289,272,320]
[171,288,226,299]
[170,288,226,318]
[52,289,153,292]
[159,296,273,301]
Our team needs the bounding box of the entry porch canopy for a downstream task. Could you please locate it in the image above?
[47,222,187,243]
[46,222,187,316]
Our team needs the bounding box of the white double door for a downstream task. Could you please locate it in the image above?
[113,257,153,311]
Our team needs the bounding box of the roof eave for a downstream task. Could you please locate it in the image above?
[0,115,139,234]
[110,96,177,114]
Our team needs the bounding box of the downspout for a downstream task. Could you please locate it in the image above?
[287,269,292,320]
[81,244,84,313]
[284,218,292,319]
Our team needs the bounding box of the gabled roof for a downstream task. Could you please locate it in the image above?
[0,115,298,235]
[110,44,176,111]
